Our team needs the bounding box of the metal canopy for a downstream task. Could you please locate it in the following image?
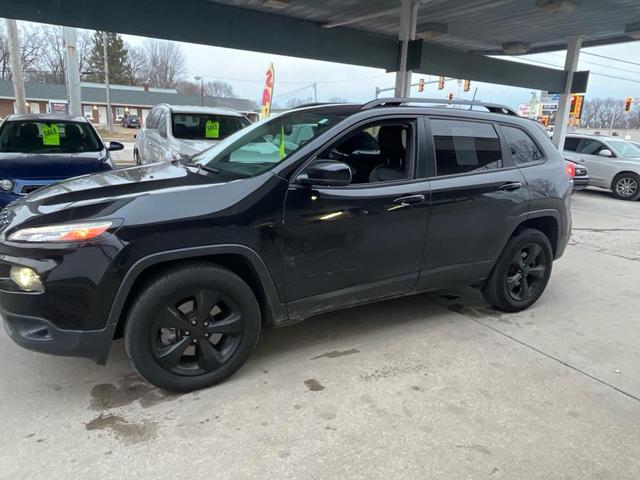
[215,0,640,55]
[4,0,636,91]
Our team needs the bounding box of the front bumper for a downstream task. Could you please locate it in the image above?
[0,236,124,364]
[2,311,113,364]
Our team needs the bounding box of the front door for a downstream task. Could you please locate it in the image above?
[281,118,431,316]
[565,137,614,188]
[418,117,530,289]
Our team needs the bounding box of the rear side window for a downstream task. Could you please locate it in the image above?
[502,125,544,166]
[146,109,160,129]
[564,137,580,151]
[431,119,503,176]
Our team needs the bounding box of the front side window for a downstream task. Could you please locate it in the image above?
[171,113,249,141]
[0,120,102,153]
[431,119,503,176]
[319,121,414,184]
[502,125,544,166]
[192,109,351,178]
[577,139,608,155]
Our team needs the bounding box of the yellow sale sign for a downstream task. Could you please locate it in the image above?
[260,63,275,118]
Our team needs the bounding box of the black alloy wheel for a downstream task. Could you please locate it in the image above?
[482,228,553,312]
[505,243,547,303]
[125,264,261,392]
[151,289,243,376]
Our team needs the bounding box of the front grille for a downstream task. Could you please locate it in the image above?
[20,185,45,195]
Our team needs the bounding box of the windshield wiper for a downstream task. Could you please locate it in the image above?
[184,162,220,174]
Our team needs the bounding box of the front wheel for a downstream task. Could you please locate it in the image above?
[124,264,261,392]
[612,173,640,201]
[482,228,553,312]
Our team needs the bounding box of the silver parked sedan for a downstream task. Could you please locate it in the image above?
[563,134,640,201]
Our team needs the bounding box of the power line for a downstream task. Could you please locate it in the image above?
[507,56,640,85]
[580,51,640,68]
[194,73,389,85]
[548,52,640,75]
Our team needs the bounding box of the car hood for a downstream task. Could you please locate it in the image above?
[0,151,110,179]
[174,138,220,155]
[0,162,257,237]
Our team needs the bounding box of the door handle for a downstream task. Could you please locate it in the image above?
[393,194,425,205]
[498,181,523,192]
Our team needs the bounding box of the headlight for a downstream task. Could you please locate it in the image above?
[8,221,113,243]
[10,266,43,292]
[0,179,14,191]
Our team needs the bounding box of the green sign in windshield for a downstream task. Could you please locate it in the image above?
[42,124,60,146]
[205,120,220,139]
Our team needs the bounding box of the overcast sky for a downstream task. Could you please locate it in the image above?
[122,33,640,109]
[14,16,640,110]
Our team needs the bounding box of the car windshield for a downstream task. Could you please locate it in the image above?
[0,120,102,154]
[190,109,350,178]
[608,139,640,158]
[171,113,249,140]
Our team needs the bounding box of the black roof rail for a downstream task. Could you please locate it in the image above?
[361,97,518,116]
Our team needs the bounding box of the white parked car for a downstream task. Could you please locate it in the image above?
[134,104,250,165]
[563,134,640,201]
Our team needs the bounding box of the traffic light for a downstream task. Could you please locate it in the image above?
[418,78,425,93]
[463,79,471,92]
[448,92,454,101]
[569,94,577,115]
[438,76,445,90]
[624,96,632,112]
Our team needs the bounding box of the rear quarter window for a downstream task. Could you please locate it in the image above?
[502,125,544,166]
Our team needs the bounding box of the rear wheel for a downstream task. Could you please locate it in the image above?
[482,229,553,312]
[611,172,640,201]
[134,150,141,165]
[124,264,261,392]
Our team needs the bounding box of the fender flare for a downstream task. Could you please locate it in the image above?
[98,244,288,362]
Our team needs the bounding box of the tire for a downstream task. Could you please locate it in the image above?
[482,228,553,312]
[124,263,261,392]
[134,150,141,166]
[611,172,640,201]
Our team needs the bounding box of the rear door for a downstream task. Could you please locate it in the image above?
[417,117,530,289]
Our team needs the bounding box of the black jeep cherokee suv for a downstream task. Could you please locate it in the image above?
[0,99,571,392]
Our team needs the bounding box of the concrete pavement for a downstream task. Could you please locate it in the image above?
[0,189,639,479]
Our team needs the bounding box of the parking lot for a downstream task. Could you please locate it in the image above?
[0,189,638,480]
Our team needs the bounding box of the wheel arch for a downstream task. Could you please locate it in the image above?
[509,211,560,257]
[611,170,640,190]
[107,245,288,342]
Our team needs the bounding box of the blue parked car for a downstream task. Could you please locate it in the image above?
[0,114,122,207]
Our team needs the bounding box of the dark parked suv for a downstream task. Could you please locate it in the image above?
[0,98,572,392]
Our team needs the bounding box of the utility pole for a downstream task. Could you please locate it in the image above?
[5,19,26,114]
[102,32,113,134]
[313,82,317,103]
[63,27,82,117]
[195,76,204,105]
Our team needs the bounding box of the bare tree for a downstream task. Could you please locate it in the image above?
[142,40,186,88]
[175,80,200,95]
[579,97,640,129]
[204,80,234,98]
[123,44,148,85]
[0,22,45,80]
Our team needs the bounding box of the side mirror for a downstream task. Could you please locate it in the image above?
[107,141,124,152]
[298,160,351,187]
[598,149,613,158]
